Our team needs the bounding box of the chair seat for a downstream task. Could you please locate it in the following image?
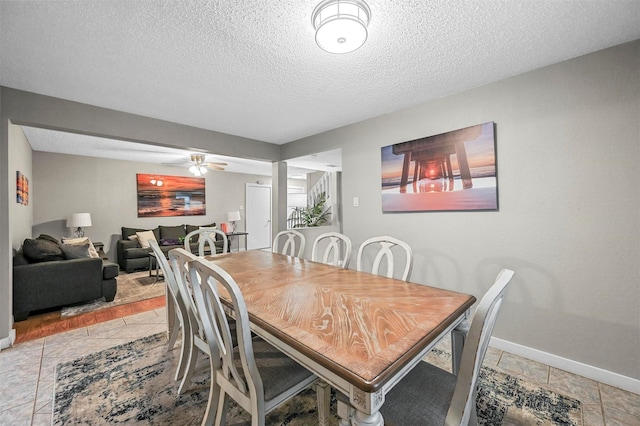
[380,361,456,426]
[233,337,316,403]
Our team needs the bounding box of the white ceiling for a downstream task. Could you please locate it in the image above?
[1,1,639,171]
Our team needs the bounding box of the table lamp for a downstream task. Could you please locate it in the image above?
[227,211,241,233]
[67,212,92,238]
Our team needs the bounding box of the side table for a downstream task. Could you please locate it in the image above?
[147,252,164,282]
[225,232,248,252]
[93,241,108,260]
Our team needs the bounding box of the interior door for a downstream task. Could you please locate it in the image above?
[245,184,272,250]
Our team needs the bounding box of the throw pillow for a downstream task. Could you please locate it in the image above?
[60,243,91,259]
[128,235,140,246]
[22,238,65,262]
[37,234,60,244]
[136,230,157,249]
[159,225,186,240]
[61,237,100,258]
[160,238,181,246]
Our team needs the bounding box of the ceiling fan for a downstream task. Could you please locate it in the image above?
[163,153,228,175]
[187,154,227,175]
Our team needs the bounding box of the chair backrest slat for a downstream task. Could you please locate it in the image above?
[356,236,413,281]
[311,232,352,268]
[184,227,228,256]
[272,230,305,257]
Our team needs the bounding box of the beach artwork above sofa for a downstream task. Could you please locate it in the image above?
[136,173,205,217]
[381,122,498,212]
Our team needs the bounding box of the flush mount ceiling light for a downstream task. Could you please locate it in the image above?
[312,0,371,54]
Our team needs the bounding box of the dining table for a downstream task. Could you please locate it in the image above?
[203,249,476,426]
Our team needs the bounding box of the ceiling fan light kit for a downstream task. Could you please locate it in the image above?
[312,0,371,54]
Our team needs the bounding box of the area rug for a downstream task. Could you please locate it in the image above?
[60,271,165,318]
[53,334,582,425]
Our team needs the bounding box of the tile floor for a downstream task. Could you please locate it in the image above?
[1,308,638,425]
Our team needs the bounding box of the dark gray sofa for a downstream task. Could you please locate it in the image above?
[13,236,119,321]
[117,224,223,273]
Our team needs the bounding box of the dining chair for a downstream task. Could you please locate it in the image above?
[149,240,190,381]
[356,236,413,281]
[184,227,228,256]
[188,256,320,426]
[311,231,352,268]
[168,247,215,395]
[272,229,305,257]
[378,269,515,426]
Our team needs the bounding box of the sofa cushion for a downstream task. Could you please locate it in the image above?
[122,227,146,240]
[62,237,100,258]
[122,227,160,241]
[159,225,186,240]
[13,252,30,266]
[22,238,65,262]
[160,238,182,246]
[123,247,150,259]
[136,230,157,249]
[60,243,91,259]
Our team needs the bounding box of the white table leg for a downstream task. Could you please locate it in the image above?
[337,399,353,426]
[351,409,383,426]
[315,381,331,426]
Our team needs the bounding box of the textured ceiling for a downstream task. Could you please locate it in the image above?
[1,1,639,166]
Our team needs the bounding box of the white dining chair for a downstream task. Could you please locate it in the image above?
[378,269,515,425]
[149,240,190,381]
[168,248,214,395]
[356,236,413,281]
[311,231,352,268]
[184,227,228,256]
[272,229,305,257]
[188,256,320,426]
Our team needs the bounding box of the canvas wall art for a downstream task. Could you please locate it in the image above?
[381,122,498,212]
[137,174,206,217]
[16,171,29,206]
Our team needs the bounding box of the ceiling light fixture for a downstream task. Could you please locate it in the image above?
[189,154,208,176]
[312,0,371,54]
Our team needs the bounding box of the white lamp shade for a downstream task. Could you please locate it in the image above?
[67,213,92,228]
[227,211,241,222]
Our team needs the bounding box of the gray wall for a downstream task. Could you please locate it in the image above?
[281,41,640,380]
[31,151,279,261]
[8,123,32,250]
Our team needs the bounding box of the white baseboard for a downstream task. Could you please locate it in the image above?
[490,337,640,395]
[0,329,16,351]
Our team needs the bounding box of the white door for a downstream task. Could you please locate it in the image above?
[246,184,272,250]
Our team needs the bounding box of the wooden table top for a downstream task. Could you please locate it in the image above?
[205,250,476,392]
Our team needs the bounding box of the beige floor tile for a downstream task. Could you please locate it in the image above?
[0,370,39,411]
[31,412,52,426]
[0,400,33,426]
[496,351,550,384]
[582,403,605,426]
[483,346,502,368]
[600,383,640,421]
[123,309,163,324]
[548,367,601,404]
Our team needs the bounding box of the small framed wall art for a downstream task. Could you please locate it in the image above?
[16,171,29,206]
[381,122,498,212]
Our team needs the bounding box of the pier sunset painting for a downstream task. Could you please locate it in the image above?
[381,122,498,212]
[137,174,206,217]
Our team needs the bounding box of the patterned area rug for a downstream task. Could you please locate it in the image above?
[60,271,165,318]
[53,334,582,425]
